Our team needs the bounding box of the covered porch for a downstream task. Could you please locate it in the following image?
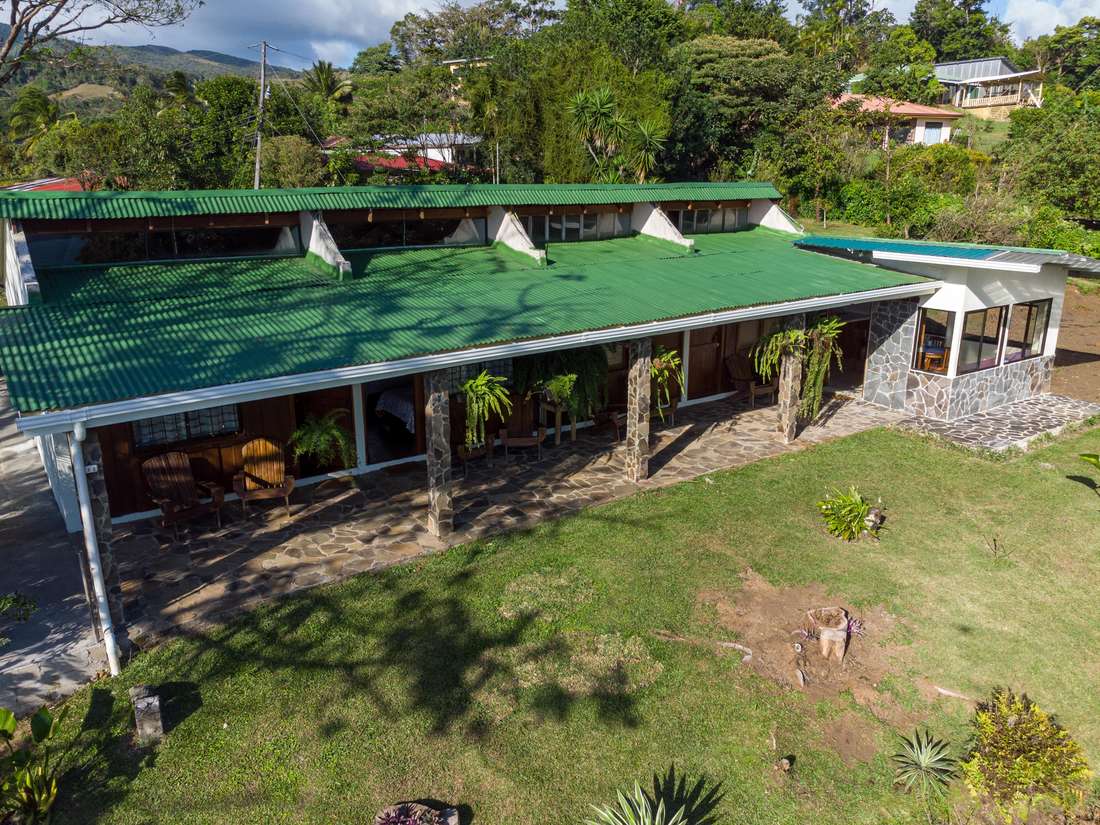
[108,393,902,642]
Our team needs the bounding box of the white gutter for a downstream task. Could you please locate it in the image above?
[15,280,941,437]
[871,250,1040,273]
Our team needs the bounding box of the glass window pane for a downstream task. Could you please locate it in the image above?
[666,210,682,231]
[581,213,598,238]
[530,215,548,246]
[174,226,300,258]
[913,308,954,373]
[563,214,581,241]
[328,218,404,249]
[403,218,463,246]
[1004,300,1050,363]
[958,307,1004,373]
[694,209,711,233]
[549,214,564,241]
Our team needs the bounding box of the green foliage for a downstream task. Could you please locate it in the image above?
[1019,17,1100,92]
[1081,453,1100,472]
[289,410,355,469]
[302,61,351,104]
[960,688,1091,819]
[650,347,684,421]
[0,593,36,648]
[585,781,686,825]
[512,346,608,420]
[1004,87,1100,220]
[568,87,667,183]
[817,486,882,541]
[752,325,806,384]
[0,706,67,823]
[541,374,577,408]
[859,26,941,104]
[909,0,1011,62]
[460,371,513,448]
[800,315,844,420]
[841,178,884,225]
[893,729,956,824]
[259,136,326,189]
[567,0,684,77]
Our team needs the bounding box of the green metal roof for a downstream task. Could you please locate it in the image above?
[0,182,781,221]
[0,228,930,413]
[797,235,1066,259]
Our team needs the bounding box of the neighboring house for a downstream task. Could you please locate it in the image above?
[321,133,482,168]
[833,94,962,147]
[0,182,1091,669]
[935,57,1043,120]
[3,177,83,192]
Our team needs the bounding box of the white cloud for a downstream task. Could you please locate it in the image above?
[1001,0,1097,41]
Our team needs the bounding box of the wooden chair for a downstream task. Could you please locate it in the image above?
[141,451,225,531]
[233,438,295,518]
[499,426,547,462]
[723,354,777,408]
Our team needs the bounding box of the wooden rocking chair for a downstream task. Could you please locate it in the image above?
[141,451,225,531]
[233,438,296,518]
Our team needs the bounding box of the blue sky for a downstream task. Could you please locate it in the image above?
[89,0,1097,70]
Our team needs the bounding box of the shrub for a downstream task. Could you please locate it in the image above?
[586,781,685,825]
[841,178,884,225]
[0,706,67,824]
[817,486,883,541]
[960,688,1091,820]
[289,409,355,468]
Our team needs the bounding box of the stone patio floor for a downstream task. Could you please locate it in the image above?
[114,395,902,644]
[898,394,1100,452]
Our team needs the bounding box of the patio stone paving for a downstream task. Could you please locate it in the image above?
[113,395,903,643]
[897,394,1100,452]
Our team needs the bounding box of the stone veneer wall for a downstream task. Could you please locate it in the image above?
[862,298,919,411]
[906,355,1054,421]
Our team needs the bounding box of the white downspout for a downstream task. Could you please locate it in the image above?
[70,422,121,676]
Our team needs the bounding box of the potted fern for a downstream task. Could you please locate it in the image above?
[458,370,513,463]
[289,409,355,474]
[752,316,845,422]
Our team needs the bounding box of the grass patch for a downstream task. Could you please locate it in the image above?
[798,218,879,238]
[43,427,1100,824]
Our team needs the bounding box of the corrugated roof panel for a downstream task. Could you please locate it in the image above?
[0,182,781,221]
[0,228,931,413]
[796,235,1072,261]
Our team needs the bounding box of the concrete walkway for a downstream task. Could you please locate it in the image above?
[0,382,104,716]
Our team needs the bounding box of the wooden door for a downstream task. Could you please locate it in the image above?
[688,326,722,399]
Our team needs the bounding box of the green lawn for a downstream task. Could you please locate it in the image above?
[798,218,879,238]
[46,426,1100,824]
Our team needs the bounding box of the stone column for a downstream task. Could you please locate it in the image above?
[625,338,652,482]
[776,315,805,444]
[863,298,919,411]
[424,369,454,537]
[76,433,126,639]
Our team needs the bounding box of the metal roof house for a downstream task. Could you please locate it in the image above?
[934,56,1044,119]
[0,182,1080,673]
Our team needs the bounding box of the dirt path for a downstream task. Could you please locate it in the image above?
[1053,282,1100,403]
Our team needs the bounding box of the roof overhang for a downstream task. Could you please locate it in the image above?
[14,280,941,436]
[940,70,1042,84]
[871,250,1042,273]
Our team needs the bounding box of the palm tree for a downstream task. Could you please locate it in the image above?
[302,60,351,103]
[8,85,59,153]
[630,119,665,183]
[165,70,195,104]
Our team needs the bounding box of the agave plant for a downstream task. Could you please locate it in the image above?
[585,781,686,825]
[893,729,956,825]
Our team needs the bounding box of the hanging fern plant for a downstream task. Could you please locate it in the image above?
[512,346,608,420]
[290,409,355,468]
[751,316,845,422]
[460,370,513,449]
[650,346,684,421]
[752,326,807,383]
[800,315,845,421]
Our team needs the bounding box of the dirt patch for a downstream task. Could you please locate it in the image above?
[1052,283,1100,404]
[696,569,916,728]
[821,712,881,766]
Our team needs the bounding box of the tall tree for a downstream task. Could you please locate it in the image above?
[350,43,401,77]
[566,0,685,76]
[7,84,59,152]
[390,0,557,63]
[1019,17,1100,92]
[909,0,1011,62]
[859,26,941,103]
[685,0,796,48]
[0,0,201,87]
[302,61,352,103]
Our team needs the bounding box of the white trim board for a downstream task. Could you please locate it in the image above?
[19,280,941,437]
[871,250,1041,273]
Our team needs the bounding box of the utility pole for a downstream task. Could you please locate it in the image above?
[253,40,268,190]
